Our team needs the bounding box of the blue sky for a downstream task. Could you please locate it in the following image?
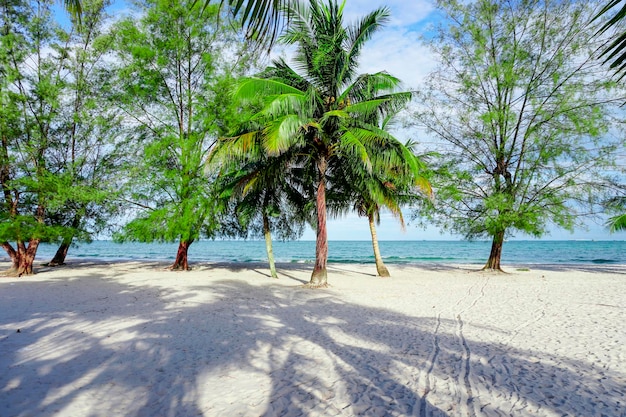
[52,0,624,241]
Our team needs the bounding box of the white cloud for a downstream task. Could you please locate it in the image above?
[358,28,436,89]
[269,0,439,88]
[351,1,438,89]
[341,0,435,27]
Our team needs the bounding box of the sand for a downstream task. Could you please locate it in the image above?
[1,260,625,417]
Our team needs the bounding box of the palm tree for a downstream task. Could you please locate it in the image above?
[225,0,415,286]
[212,147,308,278]
[328,140,431,277]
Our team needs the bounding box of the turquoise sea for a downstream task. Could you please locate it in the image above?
[24,239,626,266]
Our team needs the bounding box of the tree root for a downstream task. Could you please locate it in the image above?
[169,265,192,271]
[481,266,507,274]
[302,282,330,289]
[1,268,27,277]
[43,262,66,267]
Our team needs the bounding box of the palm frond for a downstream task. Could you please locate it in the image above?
[341,6,391,82]
[263,93,308,119]
[605,195,626,232]
[607,213,626,231]
[594,0,626,79]
[343,72,408,103]
[338,129,373,172]
[344,98,392,119]
[235,77,303,102]
[229,0,288,48]
[262,114,307,154]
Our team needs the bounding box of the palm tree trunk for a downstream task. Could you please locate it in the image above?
[368,214,390,277]
[171,239,193,270]
[310,154,329,287]
[484,230,505,271]
[263,211,278,278]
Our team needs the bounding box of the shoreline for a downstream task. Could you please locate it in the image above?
[1,261,625,416]
[3,257,626,276]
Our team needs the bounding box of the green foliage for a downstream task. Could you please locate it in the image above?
[209,0,421,283]
[0,0,113,250]
[214,154,308,241]
[605,194,626,232]
[414,0,623,250]
[112,0,258,246]
[42,0,125,248]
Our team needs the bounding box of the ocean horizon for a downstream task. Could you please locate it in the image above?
[15,239,626,266]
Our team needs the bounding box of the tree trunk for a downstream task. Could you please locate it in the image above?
[47,238,71,267]
[309,155,328,287]
[369,214,390,277]
[263,212,278,278]
[2,241,19,272]
[48,216,81,266]
[171,239,192,271]
[2,239,40,276]
[17,240,39,275]
[484,230,505,271]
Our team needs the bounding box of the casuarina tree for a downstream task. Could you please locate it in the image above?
[43,0,124,267]
[1,0,90,275]
[414,0,623,271]
[111,0,257,270]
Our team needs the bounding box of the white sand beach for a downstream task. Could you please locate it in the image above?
[1,261,625,417]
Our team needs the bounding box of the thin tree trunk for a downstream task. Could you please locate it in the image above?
[171,239,192,271]
[47,239,71,267]
[309,155,328,287]
[484,230,505,271]
[369,214,390,277]
[48,216,81,266]
[263,212,278,278]
[2,241,19,273]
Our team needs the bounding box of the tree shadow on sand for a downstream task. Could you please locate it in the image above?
[0,270,623,416]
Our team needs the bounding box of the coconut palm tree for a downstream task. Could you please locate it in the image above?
[328,139,431,277]
[223,0,416,286]
[212,147,309,278]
